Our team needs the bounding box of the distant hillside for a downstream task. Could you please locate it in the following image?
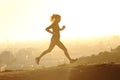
[74,45,120,65]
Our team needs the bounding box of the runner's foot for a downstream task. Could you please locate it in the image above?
[35,57,40,65]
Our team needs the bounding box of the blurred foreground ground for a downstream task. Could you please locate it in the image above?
[0,63,120,80]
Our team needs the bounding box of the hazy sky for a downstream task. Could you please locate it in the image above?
[0,0,120,41]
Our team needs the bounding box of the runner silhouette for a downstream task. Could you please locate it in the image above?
[35,14,77,64]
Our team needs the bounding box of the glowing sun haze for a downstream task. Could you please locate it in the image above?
[0,0,120,41]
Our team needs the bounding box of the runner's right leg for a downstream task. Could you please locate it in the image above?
[56,41,78,63]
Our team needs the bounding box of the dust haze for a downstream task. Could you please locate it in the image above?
[0,35,119,71]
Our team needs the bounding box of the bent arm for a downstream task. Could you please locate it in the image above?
[46,26,53,34]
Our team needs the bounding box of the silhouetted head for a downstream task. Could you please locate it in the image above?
[51,14,61,23]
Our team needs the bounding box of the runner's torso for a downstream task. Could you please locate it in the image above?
[51,23,60,39]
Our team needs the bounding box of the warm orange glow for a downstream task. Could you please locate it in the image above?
[0,0,120,41]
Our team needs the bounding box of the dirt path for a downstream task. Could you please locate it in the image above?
[0,67,71,80]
